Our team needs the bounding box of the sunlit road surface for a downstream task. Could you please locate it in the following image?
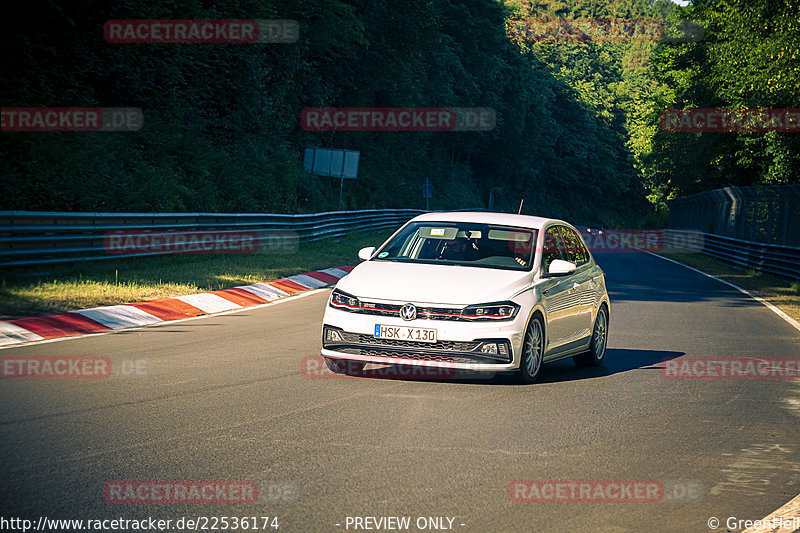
[1,248,799,532]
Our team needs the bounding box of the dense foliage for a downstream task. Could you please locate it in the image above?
[638,0,800,206]
[1,0,797,227]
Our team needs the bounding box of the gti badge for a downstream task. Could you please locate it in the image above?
[400,303,417,321]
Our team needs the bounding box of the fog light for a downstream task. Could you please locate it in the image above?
[481,343,498,354]
[325,328,343,342]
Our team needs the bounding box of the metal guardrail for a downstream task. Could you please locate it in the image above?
[667,185,800,246]
[662,229,800,280]
[4,212,797,279]
[0,209,425,267]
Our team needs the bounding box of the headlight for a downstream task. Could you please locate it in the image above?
[329,289,361,311]
[460,302,520,321]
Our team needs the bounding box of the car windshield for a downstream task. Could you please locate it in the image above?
[374,221,536,271]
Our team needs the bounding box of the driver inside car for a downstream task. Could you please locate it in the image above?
[439,237,479,261]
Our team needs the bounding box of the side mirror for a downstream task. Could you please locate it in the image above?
[357,246,376,261]
[548,259,577,276]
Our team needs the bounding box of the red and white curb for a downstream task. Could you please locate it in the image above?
[0,266,352,347]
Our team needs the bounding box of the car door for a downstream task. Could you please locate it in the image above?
[558,226,595,340]
[539,225,584,354]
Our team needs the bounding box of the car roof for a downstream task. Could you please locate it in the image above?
[409,211,560,230]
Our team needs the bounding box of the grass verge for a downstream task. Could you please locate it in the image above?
[0,230,393,319]
[656,248,800,324]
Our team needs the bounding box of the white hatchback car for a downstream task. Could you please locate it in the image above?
[320,212,610,383]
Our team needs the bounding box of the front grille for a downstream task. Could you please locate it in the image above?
[354,302,464,321]
[357,303,402,317]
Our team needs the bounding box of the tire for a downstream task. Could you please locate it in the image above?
[517,315,544,384]
[324,357,366,375]
[574,305,608,367]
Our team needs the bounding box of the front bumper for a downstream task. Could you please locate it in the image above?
[320,306,525,372]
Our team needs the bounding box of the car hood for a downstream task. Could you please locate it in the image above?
[335,260,532,305]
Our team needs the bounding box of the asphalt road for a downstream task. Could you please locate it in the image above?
[1,249,799,533]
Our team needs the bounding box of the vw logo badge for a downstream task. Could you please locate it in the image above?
[400,303,417,321]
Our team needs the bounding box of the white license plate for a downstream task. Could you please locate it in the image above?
[374,324,437,343]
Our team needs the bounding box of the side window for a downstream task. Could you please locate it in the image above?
[541,226,564,273]
[559,227,589,266]
[574,230,590,265]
